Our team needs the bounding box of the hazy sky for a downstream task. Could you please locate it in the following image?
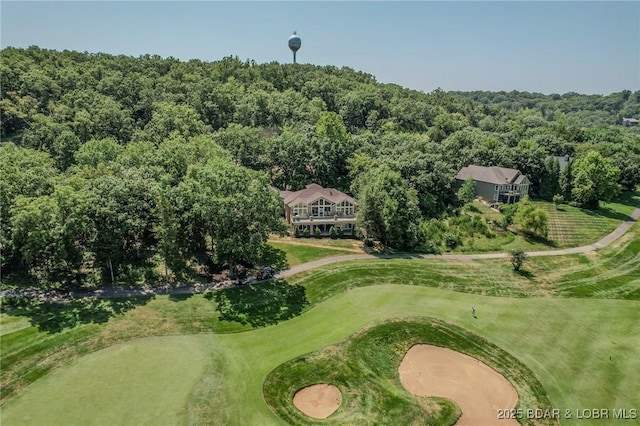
[2,1,638,94]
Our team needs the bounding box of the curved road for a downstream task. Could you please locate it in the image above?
[3,207,638,300]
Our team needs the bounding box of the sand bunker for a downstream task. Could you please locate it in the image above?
[399,345,519,425]
[293,383,342,419]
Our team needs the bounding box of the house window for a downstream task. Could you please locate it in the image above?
[293,204,307,217]
[495,185,499,191]
[309,198,333,217]
[336,201,354,216]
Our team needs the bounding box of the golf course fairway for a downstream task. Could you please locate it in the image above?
[2,284,639,425]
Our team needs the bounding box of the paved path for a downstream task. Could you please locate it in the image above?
[3,208,638,300]
[279,207,640,278]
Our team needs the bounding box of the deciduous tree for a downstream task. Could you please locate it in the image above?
[571,151,620,209]
[515,197,548,239]
[356,166,421,249]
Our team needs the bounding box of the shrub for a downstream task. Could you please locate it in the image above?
[302,228,310,238]
[336,226,344,238]
[329,226,338,239]
[314,227,322,238]
[553,194,564,208]
[499,204,517,230]
[443,232,460,249]
[510,248,528,271]
[421,240,441,254]
[364,237,374,247]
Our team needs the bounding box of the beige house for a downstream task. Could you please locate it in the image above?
[279,184,357,236]
[456,165,530,204]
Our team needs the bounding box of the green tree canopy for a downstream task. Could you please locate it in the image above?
[175,158,287,272]
[457,179,475,205]
[571,151,620,209]
[356,166,421,249]
[515,197,549,239]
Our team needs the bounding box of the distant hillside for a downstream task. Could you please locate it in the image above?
[1,46,639,285]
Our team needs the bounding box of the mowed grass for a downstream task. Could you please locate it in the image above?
[269,235,364,251]
[264,319,550,426]
[540,191,639,248]
[4,287,637,425]
[533,192,639,247]
[1,336,211,426]
[1,221,639,425]
[292,224,640,302]
[459,191,639,252]
[269,241,357,267]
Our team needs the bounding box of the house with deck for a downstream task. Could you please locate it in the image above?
[456,165,530,204]
[279,184,357,236]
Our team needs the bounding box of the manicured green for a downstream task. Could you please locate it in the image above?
[1,336,210,426]
[264,319,550,426]
[269,241,356,267]
[6,286,637,425]
[1,222,639,425]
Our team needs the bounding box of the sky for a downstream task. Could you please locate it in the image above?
[1,1,639,95]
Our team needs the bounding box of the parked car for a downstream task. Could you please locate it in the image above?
[256,266,274,280]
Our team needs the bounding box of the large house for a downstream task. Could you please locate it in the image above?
[456,165,530,204]
[279,184,357,236]
[622,117,639,127]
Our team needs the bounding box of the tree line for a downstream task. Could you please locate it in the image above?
[1,46,638,286]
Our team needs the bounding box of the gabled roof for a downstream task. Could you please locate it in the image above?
[279,183,357,207]
[456,165,528,185]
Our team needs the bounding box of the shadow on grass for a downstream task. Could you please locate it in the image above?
[212,280,308,327]
[168,293,193,302]
[515,269,535,280]
[0,296,154,334]
[523,233,558,248]
[258,245,290,270]
[583,207,629,222]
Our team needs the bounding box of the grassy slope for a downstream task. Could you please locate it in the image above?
[198,289,640,426]
[1,223,638,425]
[269,241,357,267]
[263,319,548,426]
[453,191,639,253]
[2,289,638,425]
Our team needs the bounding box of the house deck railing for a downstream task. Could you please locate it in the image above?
[293,212,356,220]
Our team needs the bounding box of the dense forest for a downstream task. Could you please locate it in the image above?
[1,46,639,287]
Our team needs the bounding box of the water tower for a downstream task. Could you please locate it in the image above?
[288,31,301,64]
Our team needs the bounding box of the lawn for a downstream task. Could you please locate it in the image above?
[1,223,639,425]
[1,336,211,426]
[2,288,638,425]
[264,319,548,425]
[269,241,358,267]
[454,191,639,252]
[269,235,364,252]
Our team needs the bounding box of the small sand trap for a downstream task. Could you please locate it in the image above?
[399,345,519,425]
[293,383,342,419]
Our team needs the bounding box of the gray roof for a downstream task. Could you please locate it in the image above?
[279,183,357,207]
[456,165,528,185]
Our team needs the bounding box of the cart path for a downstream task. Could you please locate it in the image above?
[3,207,638,300]
[279,206,640,278]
